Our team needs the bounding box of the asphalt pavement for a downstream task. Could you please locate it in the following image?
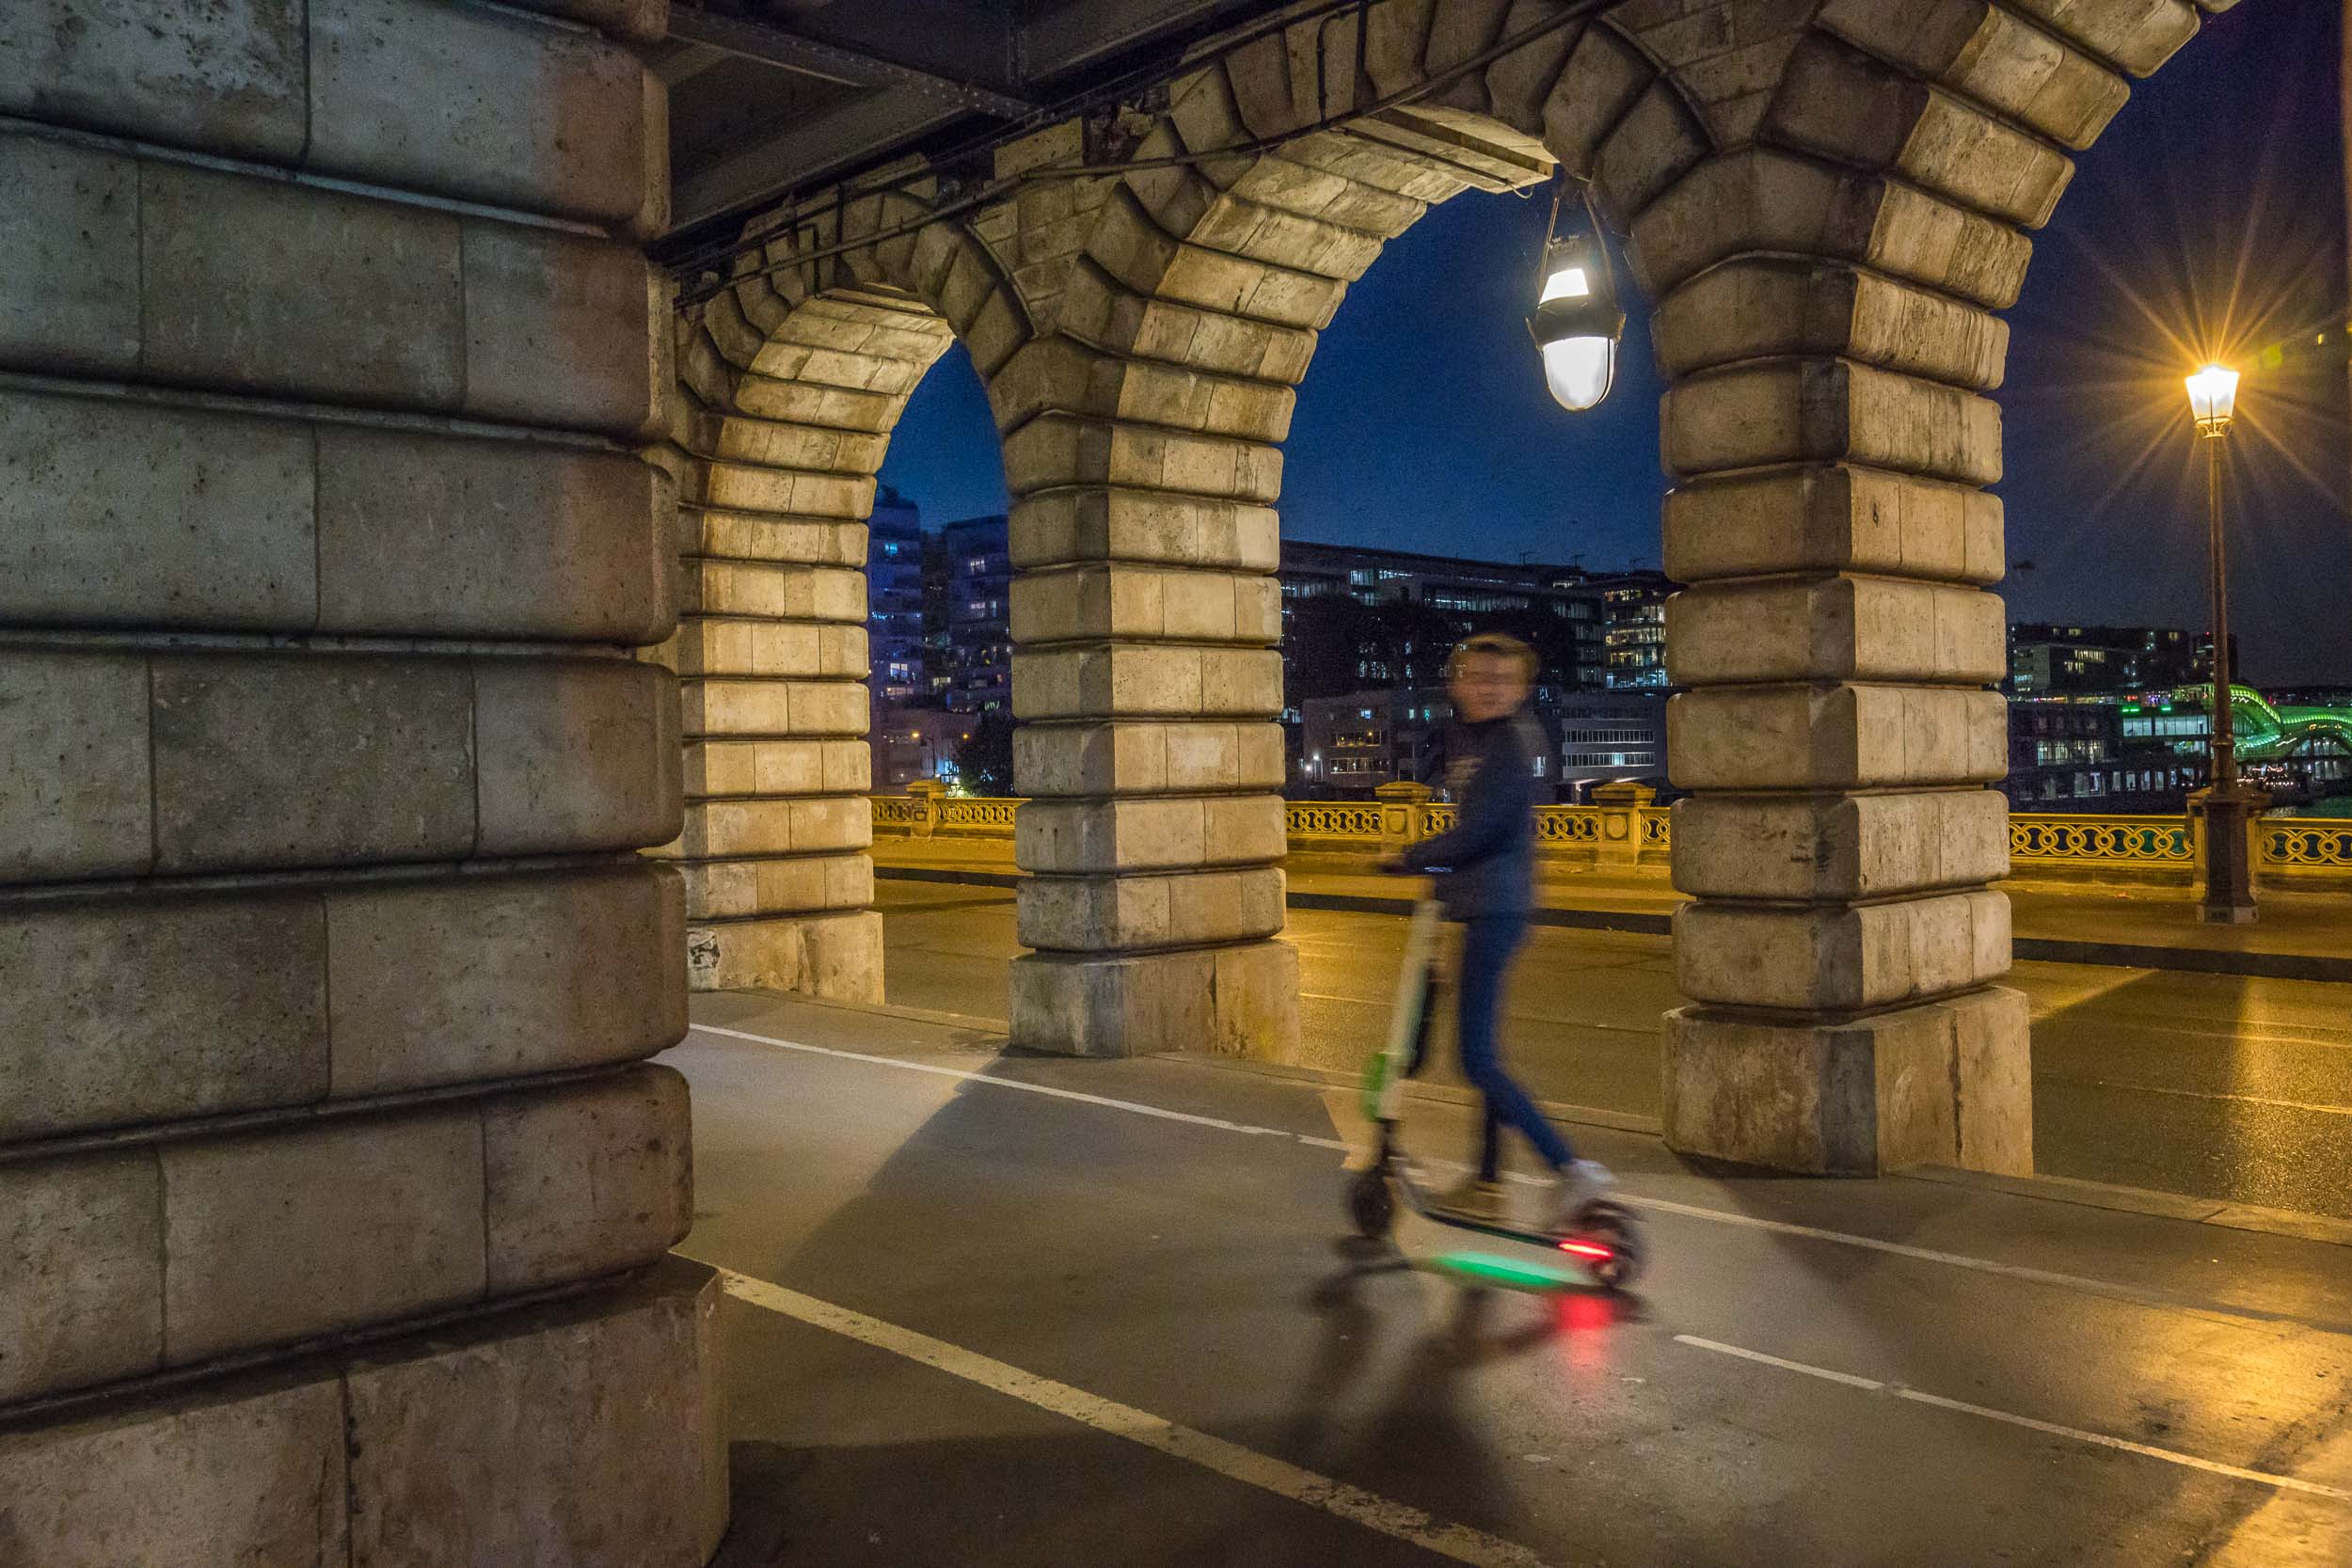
[869,880,2352,1221]
[672,990,2352,1568]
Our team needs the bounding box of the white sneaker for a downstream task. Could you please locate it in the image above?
[1548,1160,1616,1231]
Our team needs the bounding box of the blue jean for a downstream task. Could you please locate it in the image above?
[1457,915,1574,1180]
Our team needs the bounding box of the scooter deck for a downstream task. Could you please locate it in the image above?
[1383,1148,1572,1250]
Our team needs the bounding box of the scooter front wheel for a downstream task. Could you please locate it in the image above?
[1346,1167,1395,1240]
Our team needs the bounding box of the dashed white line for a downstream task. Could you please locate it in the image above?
[1672,1335,2352,1502]
[683,1023,2326,1325]
[717,1268,1557,1568]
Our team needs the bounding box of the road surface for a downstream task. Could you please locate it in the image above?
[674,990,2352,1568]
[870,881,2352,1219]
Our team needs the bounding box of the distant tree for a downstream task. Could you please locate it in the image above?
[956,709,1017,796]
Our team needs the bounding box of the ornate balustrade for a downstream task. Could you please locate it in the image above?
[869,796,2351,882]
[2010,815,2191,865]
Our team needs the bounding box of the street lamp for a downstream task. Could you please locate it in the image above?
[2184,363,2262,923]
[1527,181,1624,413]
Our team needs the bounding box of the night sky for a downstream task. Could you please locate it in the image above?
[879,4,2348,683]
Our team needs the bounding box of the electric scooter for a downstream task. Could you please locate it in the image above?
[1343,897,1645,1291]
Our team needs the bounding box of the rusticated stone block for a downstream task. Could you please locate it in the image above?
[482,1068,691,1294]
[1014,720,1286,797]
[1664,576,2007,685]
[1663,985,2031,1176]
[150,653,476,874]
[1012,644,1283,720]
[0,132,140,374]
[0,1150,163,1403]
[1003,414,1282,505]
[0,1370,350,1568]
[2004,0,2200,76]
[1009,489,1279,573]
[1662,358,2001,484]
[0,891,326,1140]
[1767,35,2074,230]
[1540,23,1653,175]
[677,850,871,919]
[1672,788,2010,901]
[1018,866,1286,951]
[473,657,682,856]
[1010,939,1299,1057]
[0,0,308,162]
[316,426,673,642]
[0,388,317,631]
[1652,259,2009,389]
[671,796,871,859]
[461,222,661,437]
[326,865,685,1097]
[160,1107,486,1364]
[1675,890,2011,1012]
[1593,82,1710,223]
[139,161,466,407]
[1015,794,1286,875]
[687,908,884,999]
[1667,684,2006,791]
[1629,148,2032,309]
[344,1259,727,1568]
[0,650,152,882]
[677,675,869,737]
[307,0,657,230]
[683,737,867,798]
[1010,564,1280,646]
[1662,465,2005,585]
[1814,0,2129,150]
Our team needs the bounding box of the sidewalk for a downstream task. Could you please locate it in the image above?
[871,837,2352,982]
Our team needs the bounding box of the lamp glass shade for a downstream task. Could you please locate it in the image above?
[2186,364,2239,427]
[1541,335,1615,412]
[1538,262,1591,304]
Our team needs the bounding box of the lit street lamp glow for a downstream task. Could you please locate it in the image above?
[1526,178,1625,414]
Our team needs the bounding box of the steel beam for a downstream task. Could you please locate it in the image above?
[667,5,1039,119]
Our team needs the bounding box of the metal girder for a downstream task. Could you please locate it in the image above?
[667,5,1040,119]
[673,82,969,231]
[1018,0,1277,83]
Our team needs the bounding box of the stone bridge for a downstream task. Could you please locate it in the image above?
[0,0,2289,1560]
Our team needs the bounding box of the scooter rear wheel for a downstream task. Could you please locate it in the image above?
[1346,1168,1396,1240]
[1569,1199,1643,1291]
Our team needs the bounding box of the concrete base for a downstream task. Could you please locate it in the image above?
[1662,986,2031,1177]
[686,910,883,1001]
[1010,939,1299,1058]
[0,1259,728,1568]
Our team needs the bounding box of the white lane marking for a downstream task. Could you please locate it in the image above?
[684,1024,2318,1320]
[2043,1076,2352,1117]
[718,1268,1555,1568]
[1673,1334,2352,1503]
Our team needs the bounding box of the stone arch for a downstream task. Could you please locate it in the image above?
[654,197,1030,998]
[663,0,2241,1177]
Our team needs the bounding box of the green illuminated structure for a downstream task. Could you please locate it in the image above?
[2133,686,2352,766]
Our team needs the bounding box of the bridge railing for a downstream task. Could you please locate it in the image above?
[872,795,2352,886]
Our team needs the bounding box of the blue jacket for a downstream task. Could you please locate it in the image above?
[1401,710,1543,920]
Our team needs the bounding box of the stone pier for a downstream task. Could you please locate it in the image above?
[0,1,723,1560]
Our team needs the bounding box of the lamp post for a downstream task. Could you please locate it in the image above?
[2185,364,2263,923]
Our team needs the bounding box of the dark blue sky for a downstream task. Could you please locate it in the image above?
[880,4,2347,682]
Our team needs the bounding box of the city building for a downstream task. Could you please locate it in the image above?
[1555,689,1669,797]
[873,704,973,791]
[866,486,926,724]
[2007,624,2219,695]
[935,514,1011,713]
[1279,538,1608,687]
[1588,571,1674,689]
[2002,698,2202,809]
